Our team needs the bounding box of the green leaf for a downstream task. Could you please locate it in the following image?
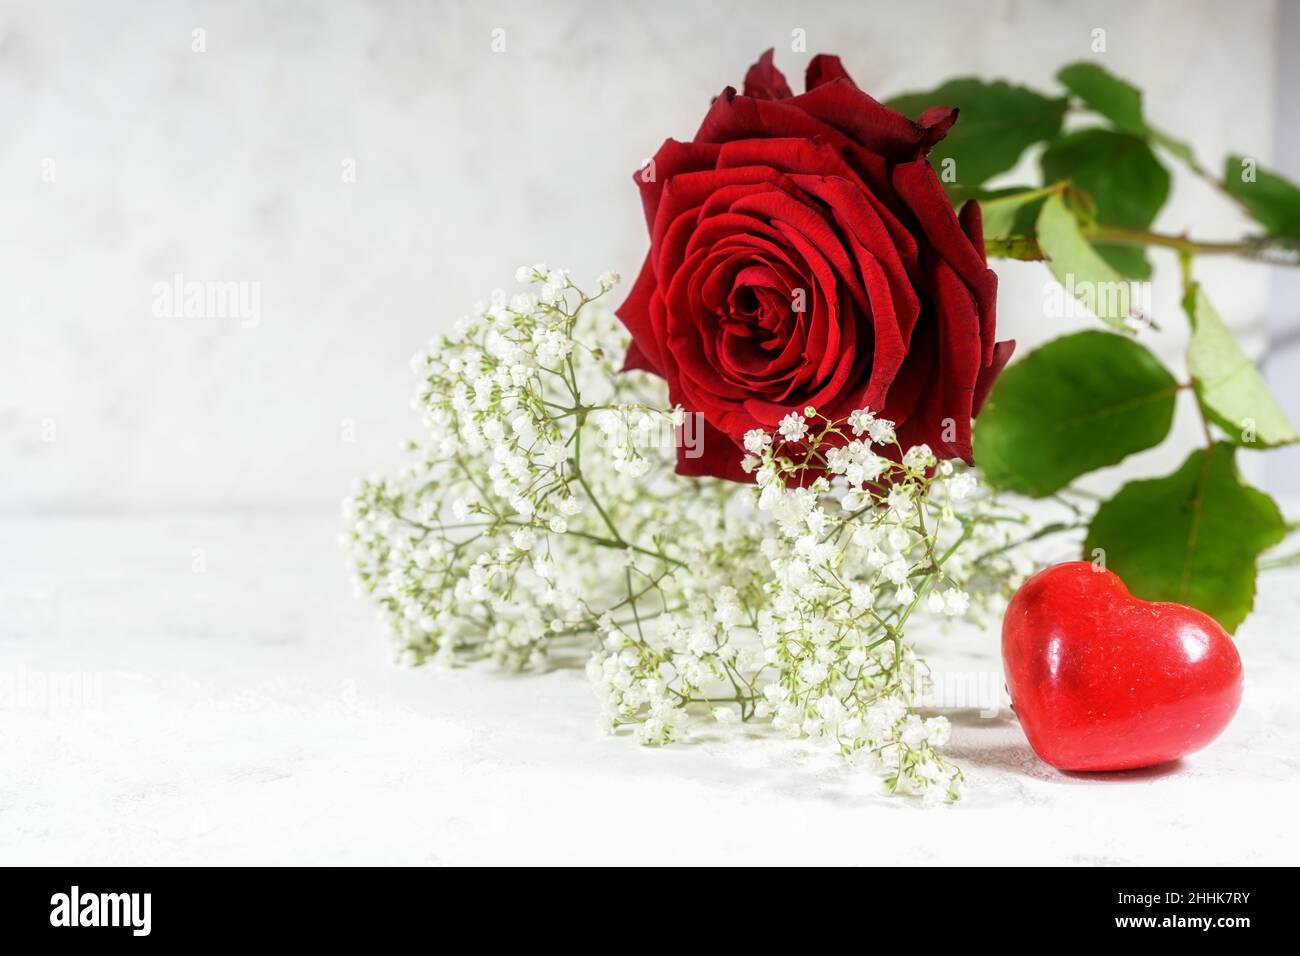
[1223,155,1300,238]
[1095,244,1153,280]
[1149,127,1199,169]
[1083,443,1287,632]
[1185,283,1299,447]
[967,187,1050,240]
[887,79,1067,188]
[1054,62,1200,179]
[982,236,1045,261]
[1042,130,1170,227]
[1041,129,1170,278]
[1040,127,1175,278]
[973,330,1178,497]
[1035,194,1142,330]
[1057,62,1144,134]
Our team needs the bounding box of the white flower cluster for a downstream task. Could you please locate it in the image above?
[343,267,1031,801]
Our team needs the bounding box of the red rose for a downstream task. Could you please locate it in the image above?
[617,50,1014,482]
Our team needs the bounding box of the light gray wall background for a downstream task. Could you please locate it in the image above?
[1265,0,1300,494]
[1,0,1290,513]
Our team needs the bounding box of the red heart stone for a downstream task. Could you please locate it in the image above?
[1002,561,1243,772]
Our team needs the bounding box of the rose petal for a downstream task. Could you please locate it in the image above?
[635,139,721,231]
[790,79,939,161]
[916,106,959,148]
[742,48,793,100]
[892,159,994,298]
[805,54,854,91]
[958,199,997,365]
[973,339,1015,415]
[675,418,753,482]
[616,257,666,374]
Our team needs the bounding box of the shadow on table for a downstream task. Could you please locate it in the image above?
[946,739,1187,784]
[928,706,1189,785]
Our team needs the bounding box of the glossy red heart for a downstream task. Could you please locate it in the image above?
[1002,561,1243,772]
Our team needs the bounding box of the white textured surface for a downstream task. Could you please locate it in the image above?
[2,515,1297,866]
[1,0,1285,511]
[3,1,1295,864]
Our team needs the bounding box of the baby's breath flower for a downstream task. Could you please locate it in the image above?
[847,407,875,436]
[344,264,1029,803]
[778,412,808,442]
[948,471,977,500]
[944,588,971,616]
[902,443,936,470]
[866,416,897,445]
[743,428,771,454]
